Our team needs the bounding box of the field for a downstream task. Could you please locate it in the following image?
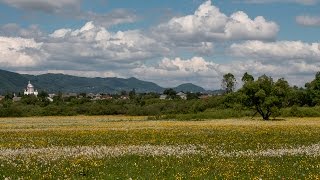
[1,116,320,179]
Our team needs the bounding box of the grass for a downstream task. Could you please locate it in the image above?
[159,108,253,120]
[1,116,320,179]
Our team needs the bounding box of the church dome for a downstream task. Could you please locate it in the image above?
[27,81,34,88]
[24,81,37,96]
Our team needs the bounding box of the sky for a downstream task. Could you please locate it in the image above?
[0,0,319,89]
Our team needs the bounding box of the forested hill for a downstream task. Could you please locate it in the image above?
[0,70,29,93]
[0,69,206,94]
[173,83,205,93]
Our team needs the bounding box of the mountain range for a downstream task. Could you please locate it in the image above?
[0,69,208,94]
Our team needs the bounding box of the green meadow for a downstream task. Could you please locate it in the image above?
[1,116,320,179]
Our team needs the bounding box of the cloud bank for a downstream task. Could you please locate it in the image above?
[154,0,279,43]
[0,0,319,89]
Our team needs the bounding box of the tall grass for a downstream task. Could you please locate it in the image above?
[159,108,252,120]
[148,106,320,121]
[281,106,320,117]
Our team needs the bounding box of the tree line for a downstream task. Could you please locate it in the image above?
[221,72,320,120]
[0,72,319,120]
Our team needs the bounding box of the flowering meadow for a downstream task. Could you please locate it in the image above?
[1,116,320,179]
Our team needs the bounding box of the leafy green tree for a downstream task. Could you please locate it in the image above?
[273,78,291,107]
[223,91,247,110]
[129,89,136,99]
[142,92,160,99]
[21,95,39,105]
[222,73,237,94]
[53,92,64,103]
[1,99,12,108]
[186,92,199,100]
[305,72,320,106]
[287,86,308,106]
[120,90,127,96]
[38,91,49,99]
[241,75,288,120]
[163,88,177,99]
[4,92,14,100]
[241,72,254,84]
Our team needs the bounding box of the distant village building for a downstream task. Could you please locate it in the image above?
[177,92,187,100]
[101,94,113,100]
[62,93,77,99]
[48,94,56,99]
[159,94,167,100]
[120,95,129,100]
[12,96,22,102]
[160,92,187,100]
[24,81,38,96]
[12,93,21,102]
[87,93,95,98]
[92,94,102,101]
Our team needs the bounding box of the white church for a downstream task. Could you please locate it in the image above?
[24,81,38,96]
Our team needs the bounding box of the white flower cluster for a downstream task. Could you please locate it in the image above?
[221,143,320,158]
[0,144,201,161]
[1,143,320,163]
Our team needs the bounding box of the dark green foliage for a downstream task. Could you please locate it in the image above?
[281,106,320,117]
[305,72,320,106]
[222,73,236,94]
[129,89,136,99]
[4,92,14,100]
[163,88,177,99]
[38,91,49,99]
[0,69,29,93]
[186,92,200,100]
[21,95,39,105]
[286,87,308,106]
[241,72,254,83]
[241,75,286,120]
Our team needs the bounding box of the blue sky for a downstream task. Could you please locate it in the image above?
[0,0,319,89]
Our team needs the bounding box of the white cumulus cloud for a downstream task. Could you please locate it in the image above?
[131,56,319,89]
[0,1,319,89]
[230,41,320,63]
[154,0,279,43]
[44,21,168,70]
[0,36,46,68]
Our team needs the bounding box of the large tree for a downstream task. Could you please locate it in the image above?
[163,88,177,99]
[241,75,289,120]
[222,73,237,94]
[305,72,320,106]
[241,72,254,84]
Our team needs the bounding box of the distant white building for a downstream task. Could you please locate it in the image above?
[48,94,56,98]
[159,94,168,100]
[24,81,38,96]
[177,92,187,100]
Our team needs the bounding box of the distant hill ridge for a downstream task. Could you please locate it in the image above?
[0,69,207,94]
